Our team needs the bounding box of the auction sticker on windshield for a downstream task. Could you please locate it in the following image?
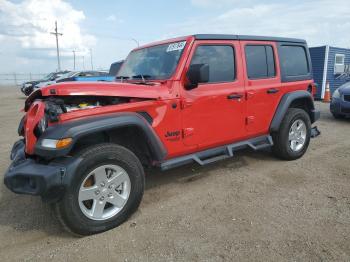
[166,41,186,52]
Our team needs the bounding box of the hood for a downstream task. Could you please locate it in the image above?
[41,81,168,98]
[25,81,171,111]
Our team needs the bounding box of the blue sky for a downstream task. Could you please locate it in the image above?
[0,0,349,74]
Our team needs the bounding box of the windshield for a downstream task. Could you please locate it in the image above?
[56,72,76,80]
[42,73,54,81]
[117,41,186,80]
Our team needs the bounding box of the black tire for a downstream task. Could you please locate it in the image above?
[54,143,145,236]
[332,113,345,119]
[272,108,311,160]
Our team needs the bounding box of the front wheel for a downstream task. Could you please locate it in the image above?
[272,108,311,160]
[54,143,145,235]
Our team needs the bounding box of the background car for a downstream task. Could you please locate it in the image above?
[20,71,70,96]
[57,61,124,83]
[35,70,108,88]
[55,70,110,83]
[330,81,350,118]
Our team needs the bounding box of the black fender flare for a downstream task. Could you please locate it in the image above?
[34,112,167,161]
[270,90,319,132]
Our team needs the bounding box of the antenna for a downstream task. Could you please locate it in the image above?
[131,38,139,47]
[50,21,63,71]
[72,50,76,70]
[89,48,93,70]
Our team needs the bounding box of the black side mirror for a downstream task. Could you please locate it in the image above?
[186,63,209,89]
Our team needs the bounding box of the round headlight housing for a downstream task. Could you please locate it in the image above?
[34,115,48,137]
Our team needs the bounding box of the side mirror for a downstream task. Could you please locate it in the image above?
[185,63,209,89]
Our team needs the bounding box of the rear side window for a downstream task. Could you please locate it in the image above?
[190,45,235,83]
[245,45,276,79]
[279,46,309,76]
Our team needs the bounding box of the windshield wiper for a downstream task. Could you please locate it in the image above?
[116,76,130,79]
[115,76,130,82]
[132,74,152,81]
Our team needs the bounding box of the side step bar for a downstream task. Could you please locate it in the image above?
[160,135,273,171]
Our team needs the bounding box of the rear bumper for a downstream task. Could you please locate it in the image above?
[4,140,81,201]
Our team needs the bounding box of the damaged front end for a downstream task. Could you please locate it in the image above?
[44,96,132,122]
[23,94,150,155]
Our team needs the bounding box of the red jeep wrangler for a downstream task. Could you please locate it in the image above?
[4,34,320,235]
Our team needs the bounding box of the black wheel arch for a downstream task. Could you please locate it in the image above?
[34,112,167,163]
[270,90,319,132]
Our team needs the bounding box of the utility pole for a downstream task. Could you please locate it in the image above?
[89,48,94,70]
[82,56,85,70]
[72,50,76,70]
[50,21,63,71]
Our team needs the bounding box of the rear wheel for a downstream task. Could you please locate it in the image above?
[272,108,311,160]
[54,143,144,235]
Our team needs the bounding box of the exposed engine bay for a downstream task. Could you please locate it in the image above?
[44,96,134,122]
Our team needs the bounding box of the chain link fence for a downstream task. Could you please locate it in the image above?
[0,73,47,87]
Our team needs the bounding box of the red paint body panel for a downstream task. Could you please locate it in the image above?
[25,100,45,154]
[23,36,314,161]
[40,81,172,99]
[179,40,247,150]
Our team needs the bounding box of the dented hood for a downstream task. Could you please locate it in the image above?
[25,81,170,110]
[41,81,168,98]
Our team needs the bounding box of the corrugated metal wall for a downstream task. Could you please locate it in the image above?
[309,46,350,99]
[309,46,326,99]
[326,46,350,96]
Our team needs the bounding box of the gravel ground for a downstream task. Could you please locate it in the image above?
[0,87,349,261]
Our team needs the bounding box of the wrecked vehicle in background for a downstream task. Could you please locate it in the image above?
[21,71,70,96]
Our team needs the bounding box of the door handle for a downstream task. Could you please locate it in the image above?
[267,88,279,94]
[227,93,243,100]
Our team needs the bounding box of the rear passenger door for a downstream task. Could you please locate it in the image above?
[240,41,282,136]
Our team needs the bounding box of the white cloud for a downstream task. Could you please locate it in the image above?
[172,0,350,47]
[0,0,96,55]
[191,0,239,8]
[106,14,124,24]
[106,15,117,22]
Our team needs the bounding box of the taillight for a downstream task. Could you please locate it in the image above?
[311,83,318,97]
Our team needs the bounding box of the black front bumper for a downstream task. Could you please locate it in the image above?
[4,140,81,201]
[311,109,321,123]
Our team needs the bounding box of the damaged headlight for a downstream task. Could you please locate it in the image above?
[34,115,48,137]
[18,116,25,136]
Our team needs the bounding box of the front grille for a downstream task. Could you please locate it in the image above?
[344,94,350,102]
[341,107,350,114]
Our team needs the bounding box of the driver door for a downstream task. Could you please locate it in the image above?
[180,40,246,150]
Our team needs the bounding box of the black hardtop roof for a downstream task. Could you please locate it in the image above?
[193,34,306,44]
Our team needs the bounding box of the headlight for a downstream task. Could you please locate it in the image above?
[34,116,48,137]
[332,89,340,99]
[41,138,72,149]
